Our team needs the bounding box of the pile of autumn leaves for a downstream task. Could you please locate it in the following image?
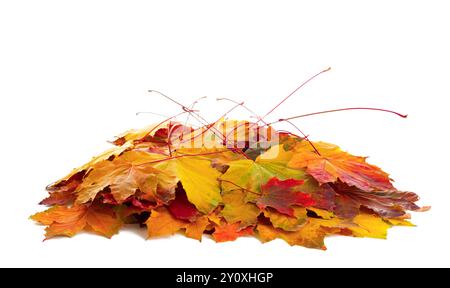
[31,120,424,249]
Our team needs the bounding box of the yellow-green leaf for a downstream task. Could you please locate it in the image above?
[175,157,222,214]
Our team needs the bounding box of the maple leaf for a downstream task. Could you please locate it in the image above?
[33,104,426,249]
[307,207,335,220]
[50,148,222,214]
[174,156,222,214]
[256,177,315,216]
[257,211,409,249]
[385,218,415,227]
[288,141,394,191]
[212,222,254,243]
[168,184,199,221]
[297,178,337,211]
[85,205,123,238]
[31,205,88,226]
[75,150,176,204]
[256,221,328,250]
[31,204,122,239]
[333,193,361,218]
[46,144,133,193]
[220,189,261,227]
[112,123,165,146]
[257,145,337,211]
[146,207,209,241]
[219,144,305,195]
[219,159,305,201]
[40,171,85,205]
[331,182,421,218]
[263,207,307,231]
[348,214,392,239]
[146,207,187,238]
[184,216,210,241]
[220,145,337,214]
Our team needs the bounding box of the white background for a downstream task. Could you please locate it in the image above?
[0,0,449,268]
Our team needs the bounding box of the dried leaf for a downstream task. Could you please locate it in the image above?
[33,115,427,249]
[256,177,315,216]
[263,207,307,231]
[168,184,199,221]
[185,216,210,241]
[174,156,222,214]
[31,204,121,239]
[288,141,394,191]
[212,223,254,242]
[146,207,186,238]
[221,189,261,227]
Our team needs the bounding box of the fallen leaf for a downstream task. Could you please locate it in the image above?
[221,189,261,227]
[350,214,392,239]
[146,207,186,238]
[75,150,176,204]
[263,207,307,231]
[288,141,394,191]
[213,222,254,242]
[33,114,426,249]
[332,182,420,218]
[256,177,315,216]
[219,158,305,198]
[146,208,209,240]
[31,204,121,239]
[185,216,210,241]
[174,156,222,214]
[307,207,335,220]
[86,205,122,238]
[256,221,327,250]
[168,184,199,221]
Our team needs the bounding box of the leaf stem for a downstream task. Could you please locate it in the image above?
[272,107,407,125]
[261,67,331,122]
[217,179,260,195]
[137,150,230,166]
[283,119,321,155]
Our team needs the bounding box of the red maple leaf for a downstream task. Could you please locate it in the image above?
[256,177,315,216]
[168,184,199,222]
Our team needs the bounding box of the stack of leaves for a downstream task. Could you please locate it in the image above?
[31,119,426,249]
